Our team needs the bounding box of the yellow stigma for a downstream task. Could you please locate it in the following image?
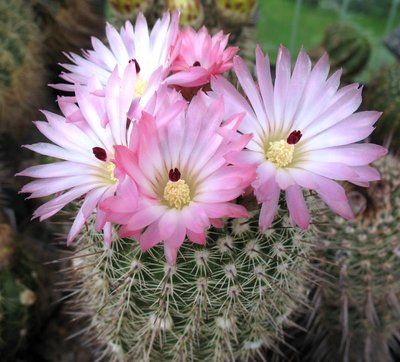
[105,162,117,184]
[163,179,191,209]
[134,78,148,97]
[266,139,294,168]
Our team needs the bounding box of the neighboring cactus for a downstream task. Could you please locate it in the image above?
[68,203,316,361]
[165,0,204,28]
[0,226,39,361]
[364,63,400,151]
[42,0,105,76]
[106,0,155,27]
[299,155,400,362]
[384,25,400,60]
[0,0,48,142]
[0,225,14,271]
[233,3,258,73]
[215,0,257,27]
[311,22,371,81]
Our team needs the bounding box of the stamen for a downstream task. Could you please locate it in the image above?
[163,179,191,209]
[106,163,117,184]
[266,140,294,168]
[92,147,107,161]
[134,78,147,97]
[129,58,141,73]
[193,61,201,67]
[287,130,302,145]
[169,168,181,182]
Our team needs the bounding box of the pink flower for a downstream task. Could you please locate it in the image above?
[53,12,179,93]
[212,46,387,231]
[18,64,185,247]
[166,26,238,87]
[100,93,255,264]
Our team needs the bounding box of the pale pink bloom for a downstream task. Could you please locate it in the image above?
[212,46,387,230]
[18,64,185,247]
[100,93,255,264]
[167,26,238,87]
[54,12,179,95]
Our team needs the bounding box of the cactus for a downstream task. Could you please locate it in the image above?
[364,63,400,151]
[165,0,204,28]
[0,225,39,360]
[233,3,258,74]
[0,225,14,272]
[311,22,371,81]
[67,201,316,361]
[215,0,257,27]
[42,0,105,75]
[106,0,155,27]
[297,155,400,362]
[0,0,48,142]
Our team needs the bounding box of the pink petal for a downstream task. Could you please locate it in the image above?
[126,204,165,230]
[67,187,107,245]
[259,189,280,232]
[187,229,207,245]
[103,222,113,248]
[163,219,186,265]
[285,185,310,229]
[138,222,161,251]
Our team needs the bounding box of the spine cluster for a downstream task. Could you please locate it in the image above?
[303,155,400,362]
[69,206,314,361]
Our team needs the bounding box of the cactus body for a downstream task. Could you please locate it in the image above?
[43,0,105,74]
[0,229,39,361]
[365,63,400,151]
[215,0,257,26]
[0,0,48,142]
[303,155,400,362]
[69,205,315,361]
[165,0,204,28]
[316,22,371,80]
[106,0,154,27]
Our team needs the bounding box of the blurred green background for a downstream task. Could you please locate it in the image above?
[256,0,400,82]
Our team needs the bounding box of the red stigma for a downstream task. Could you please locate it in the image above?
[287,130,302,145]
[169,168,181,182]
[193,61,201,67]
[129,59,141,73]
[92,147,107,161]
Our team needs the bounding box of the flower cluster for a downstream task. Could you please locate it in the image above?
[19,12,386,264]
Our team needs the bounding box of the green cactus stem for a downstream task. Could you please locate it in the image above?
[301,155,400,362]
[66,202,317,361]
[0,0,48,142]
[311,22,371,82]
[365,62,400,151]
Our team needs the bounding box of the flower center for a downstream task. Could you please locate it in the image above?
[134,78,148,97]
[265,130,302,168]
[163,168,191,209]
[105,162,117,184]
[163,180,191,209]
[266,140,294,167]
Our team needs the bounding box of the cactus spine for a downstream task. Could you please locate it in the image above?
[302,155,400,362]
[68,203,315,361]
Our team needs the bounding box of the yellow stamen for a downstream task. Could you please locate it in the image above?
[266,140,294,168]
[163,179,191,209]
[105,162,117,184]
[134,78,148,97]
